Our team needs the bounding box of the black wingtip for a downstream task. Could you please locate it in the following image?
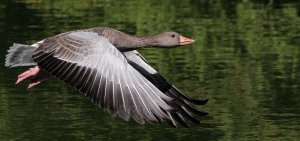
[166,121,177,128]
[185,103,209,116]
[179,107,201,124]
[166,112,177,128]
[192,98,208,105]
[169,86,208,105]
[173,113,189,128]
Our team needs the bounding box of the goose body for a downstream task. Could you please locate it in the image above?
[5,27,207,127]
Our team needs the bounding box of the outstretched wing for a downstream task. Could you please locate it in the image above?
[124,50,208,127]
[32,31,176,124]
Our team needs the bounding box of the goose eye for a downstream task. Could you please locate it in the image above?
[171,34,175,37]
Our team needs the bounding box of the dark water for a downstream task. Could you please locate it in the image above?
[0,0,300,140]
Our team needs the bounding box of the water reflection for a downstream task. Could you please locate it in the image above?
[0,0,299,140]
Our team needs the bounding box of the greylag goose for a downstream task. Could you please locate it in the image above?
[5,27,208,127]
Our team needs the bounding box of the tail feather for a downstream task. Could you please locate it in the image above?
[5,43,36,67]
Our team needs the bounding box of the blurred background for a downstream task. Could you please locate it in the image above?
[0,0,299,140]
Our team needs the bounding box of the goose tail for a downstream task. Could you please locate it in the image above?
[5,43,36,67]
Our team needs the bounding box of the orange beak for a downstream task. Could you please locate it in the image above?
[179,36,195,45]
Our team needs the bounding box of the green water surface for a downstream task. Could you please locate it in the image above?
[0,0,299,140]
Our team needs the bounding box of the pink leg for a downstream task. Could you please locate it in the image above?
[16,66,40,84]
[28,76,48,89]
[16,66,48,89]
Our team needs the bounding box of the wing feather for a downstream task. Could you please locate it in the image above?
[123,50,208,127]
[33,31,178,124]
